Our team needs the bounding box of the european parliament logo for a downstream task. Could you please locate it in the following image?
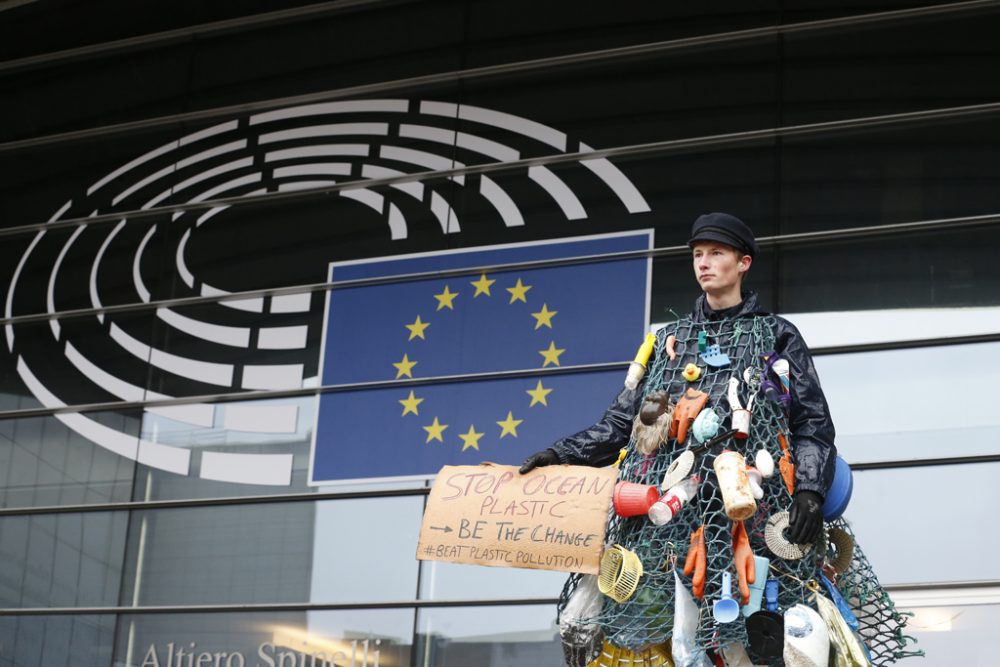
[309,232,652,484]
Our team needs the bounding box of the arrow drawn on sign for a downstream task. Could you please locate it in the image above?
[429,525,453,533]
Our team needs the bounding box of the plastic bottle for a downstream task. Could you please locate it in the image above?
[648,476,700,526]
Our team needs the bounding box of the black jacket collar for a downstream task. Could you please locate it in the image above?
[692,290,768,322]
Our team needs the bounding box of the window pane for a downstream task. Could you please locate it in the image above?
[419,560,566,601]
[778,225,1000,312]
[813,341,1000,463]
[309,497,423,603]
[895,600,1000,666]
[120,502,313,606]
[848,463,999,585]
[0,412,137,509]
[120,496,422,605]
[0,512,127,608]
[416,604,561,667]
[0,615,115,667]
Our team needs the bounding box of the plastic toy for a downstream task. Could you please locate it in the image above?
[681,363,701,382]
[700,343,731,367]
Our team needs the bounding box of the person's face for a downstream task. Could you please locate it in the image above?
[691,241,751,293]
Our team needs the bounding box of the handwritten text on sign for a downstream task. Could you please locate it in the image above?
[416,464,616,574]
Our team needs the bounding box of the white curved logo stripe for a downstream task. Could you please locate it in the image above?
[9,98,652,487]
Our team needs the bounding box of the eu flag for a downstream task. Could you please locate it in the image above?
[309,231,652,484]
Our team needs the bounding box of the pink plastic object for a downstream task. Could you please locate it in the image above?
[613,481,660,517]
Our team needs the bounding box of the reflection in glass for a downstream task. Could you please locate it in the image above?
[136,395,319,501]
[419,560,565,601]
[120,496,422,606]
[120,501,315,606]
[894,601,1000,665]
[310,496,423,603]
[114,610,413,667]
[0,411,137,508]
[415,604,560,667]
[848,463,999,585]
[814,341,1000,464]
[778,226,1000,313]
[0,512,127,608]
[0,615,115,667]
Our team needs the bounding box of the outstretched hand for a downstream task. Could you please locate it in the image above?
[519,449,559,474]
[788,490,824,544]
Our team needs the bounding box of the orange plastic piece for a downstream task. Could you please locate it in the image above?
[683,525,707,600]
[669,388,710,444]
[777,432,796,494]
[731,520,756,606]
[665,334,677,361]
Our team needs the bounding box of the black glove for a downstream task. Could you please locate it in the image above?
[787,490,824,544]
[519,448,559,474]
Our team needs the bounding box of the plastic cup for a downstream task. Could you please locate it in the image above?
[713,572,741,623]
[612,481,660,517]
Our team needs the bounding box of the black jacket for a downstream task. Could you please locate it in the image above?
[548,291,838,498]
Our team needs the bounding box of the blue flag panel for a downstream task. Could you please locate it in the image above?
[310,231,652,484]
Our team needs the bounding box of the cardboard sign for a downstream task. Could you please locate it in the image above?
[416,464,617,574]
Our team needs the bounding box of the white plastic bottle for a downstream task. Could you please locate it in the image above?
[648,476,700,526]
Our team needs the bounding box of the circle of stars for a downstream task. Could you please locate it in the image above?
[392,272,565,452]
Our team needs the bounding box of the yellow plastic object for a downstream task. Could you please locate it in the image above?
[598,545,644,603]
[587,639,674,667]
[614,448,628,468]
[633,333,657,367]
[682,363,701,382]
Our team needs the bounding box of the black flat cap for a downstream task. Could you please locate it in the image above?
[688,212,758,257]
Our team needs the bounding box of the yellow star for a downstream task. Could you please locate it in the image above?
[434,285,459,311]
[423,417,448,443]
[393,354,417,379]
[531,303,558,329]
[470,273,496,297]
[526,380,553,407]
[538,341,565,367]
[405,315,430,341]
[399,390,424,416]
[506,278,532,304]
[458,424,485,451]
[496,411,523,439]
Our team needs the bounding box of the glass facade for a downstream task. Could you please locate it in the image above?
[1,2,998,665]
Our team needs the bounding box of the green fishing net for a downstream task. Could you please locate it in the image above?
[557,316,919,666]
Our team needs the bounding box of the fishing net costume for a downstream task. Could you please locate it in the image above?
[555,298,919,666]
